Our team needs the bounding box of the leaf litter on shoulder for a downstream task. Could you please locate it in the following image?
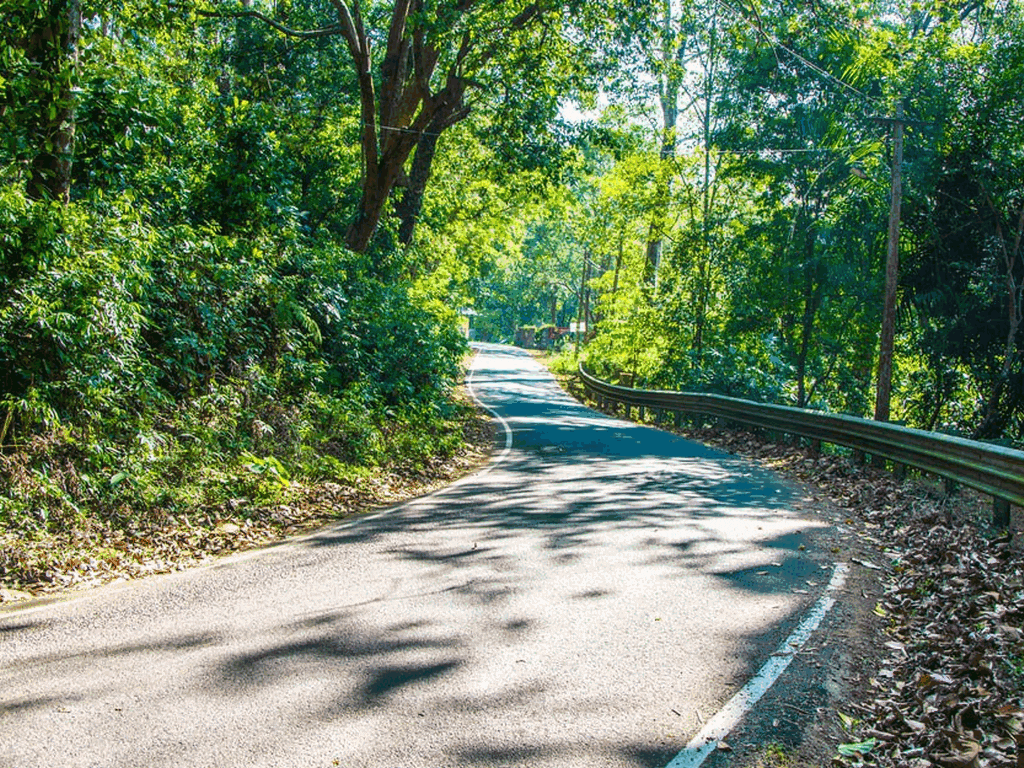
[568,388,1024,768]
[688,426,1024,768]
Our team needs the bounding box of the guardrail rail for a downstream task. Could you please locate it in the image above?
[578,365,1024,527]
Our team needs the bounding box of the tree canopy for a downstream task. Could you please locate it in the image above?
[1,0,1022,545]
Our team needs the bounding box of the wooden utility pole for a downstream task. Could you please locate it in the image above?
[575,254,590,357]
[874,101,905,423]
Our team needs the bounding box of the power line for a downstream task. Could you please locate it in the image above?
[712,0,881,106]
[727,145,867,155]
[356,121,443,138]
[377,123,443,137]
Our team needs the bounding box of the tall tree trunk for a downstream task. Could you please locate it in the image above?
[213,0,540,257]
[25,0,81,203]
[796,243,825,409]
[397,90,468,246]
[575,255,590,356]
[397,130,440,246]
[613,233,624,294]
[972,203,1024,439]
[344,70,470,254]
[644,0,682,288]
[692,3,719,363]
[346,161,407,253]
[874,101,905,422]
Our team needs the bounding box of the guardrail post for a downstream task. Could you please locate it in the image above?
[994,498,1011,529]
[809,438,821,456]
[639,405,646,421]
[674,411,682,428]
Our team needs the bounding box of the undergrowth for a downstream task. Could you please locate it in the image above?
[0,374,486,597]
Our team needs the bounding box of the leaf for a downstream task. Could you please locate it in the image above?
[938,739,981,768]
[917,672,954,689]
[838,711,859,731]
[838,738,877,756]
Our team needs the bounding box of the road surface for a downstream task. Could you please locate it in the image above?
[1,344,833,768]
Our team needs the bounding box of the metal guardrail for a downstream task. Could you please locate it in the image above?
[578,365,1024,524]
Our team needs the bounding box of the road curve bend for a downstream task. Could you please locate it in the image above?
[1,344,835,768]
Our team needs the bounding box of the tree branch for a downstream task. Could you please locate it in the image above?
[325,0,378,180]
[196,8,345,40]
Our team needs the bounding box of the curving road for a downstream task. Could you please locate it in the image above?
[0,344,834,768]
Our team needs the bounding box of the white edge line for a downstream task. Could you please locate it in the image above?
[1,350,517,620]
[665,562,850,768]
[464,347,514,478]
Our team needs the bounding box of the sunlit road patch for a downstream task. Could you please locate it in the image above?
[0,344,834,768]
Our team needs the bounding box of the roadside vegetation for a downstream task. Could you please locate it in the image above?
[474,1,1024,447]
[2,1,539,597]
[713,429,1024,768]
[3,3,1023,762]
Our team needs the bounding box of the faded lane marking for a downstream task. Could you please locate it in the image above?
[464,347,514,477]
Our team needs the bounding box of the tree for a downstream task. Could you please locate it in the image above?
[210,0,585,255]
[846,0,1024,439]
[640,0,684,287]
[3,0,82,203]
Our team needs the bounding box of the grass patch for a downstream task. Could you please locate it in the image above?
[752,743,794,768]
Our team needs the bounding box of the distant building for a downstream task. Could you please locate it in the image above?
[515,325,571,349]
[459,308,478,340]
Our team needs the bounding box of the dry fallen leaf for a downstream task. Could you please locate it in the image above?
[937,738,981,768]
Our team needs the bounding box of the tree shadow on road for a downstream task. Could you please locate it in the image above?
[0,347,838,768]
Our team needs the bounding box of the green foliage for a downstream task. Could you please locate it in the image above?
[0,2,477,547]
[3,0,1024,557]
[0,182,469,525]
[517,0,1023,445]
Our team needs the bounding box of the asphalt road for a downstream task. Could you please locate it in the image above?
[0,344,833,768]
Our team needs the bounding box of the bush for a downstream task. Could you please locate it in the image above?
[0,188,469,539]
